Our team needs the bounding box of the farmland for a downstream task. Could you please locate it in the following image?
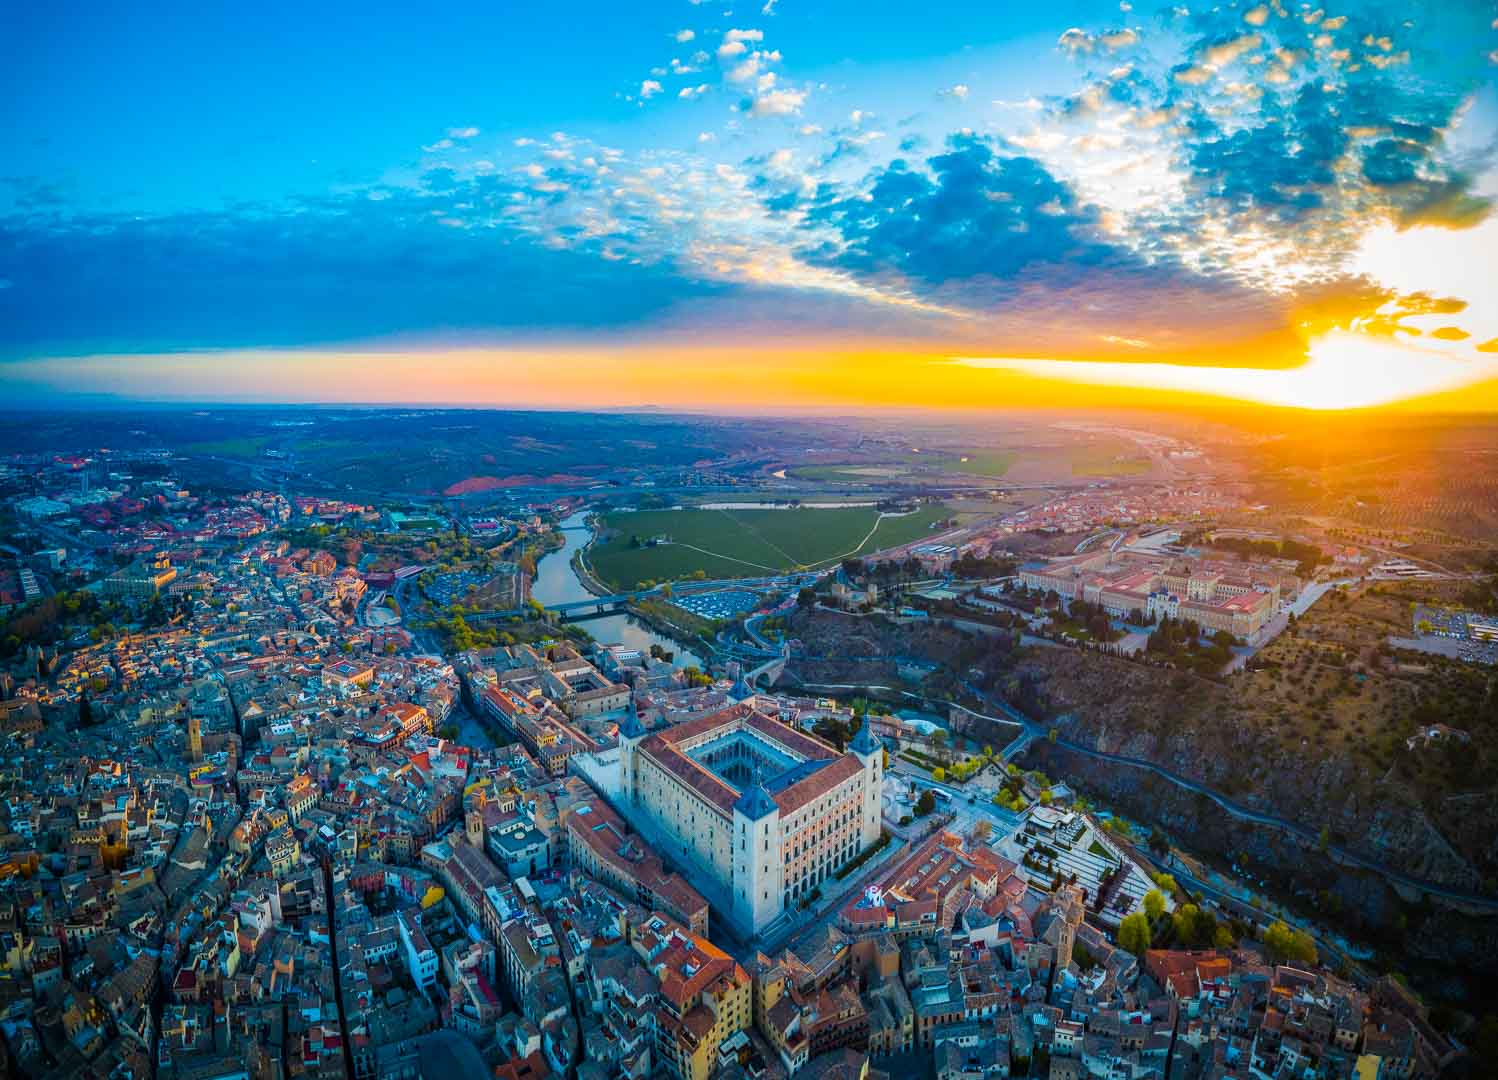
[1069,443,1151,477]
[789,449,1015,483]
[942,451,1016,477]
[588,505,950,589]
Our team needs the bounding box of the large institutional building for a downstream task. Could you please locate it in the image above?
[1018,553,1295,639]
[616,701,883,936]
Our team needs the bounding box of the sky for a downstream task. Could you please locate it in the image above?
[4,0,1498,413]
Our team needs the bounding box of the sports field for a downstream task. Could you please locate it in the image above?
[589,505,949,589]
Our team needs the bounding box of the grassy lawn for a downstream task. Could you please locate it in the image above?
[590,505,948,589]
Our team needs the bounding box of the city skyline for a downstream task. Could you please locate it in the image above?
[5,0,1498,412]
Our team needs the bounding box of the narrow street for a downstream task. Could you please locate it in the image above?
[322,857,357,1079]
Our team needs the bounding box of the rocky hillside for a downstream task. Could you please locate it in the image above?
[1011,646,1494,894]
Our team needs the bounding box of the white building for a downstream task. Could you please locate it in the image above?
[616,700,883,936]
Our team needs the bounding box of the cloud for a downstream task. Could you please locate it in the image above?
[679,83,711,99]
[640,79,663,99]
[1057,28,1093,56]
[791,133,1317,358]
[0,191,732,357]
[1242,4,1270,27]
[447,126,480,139]
[1098,29,1138,50]
[1198,32,1262,69]
[750,88,806,117]
[940,84,970,100]
[1058,26,1138,55]
[719,27,764,59]
[675,29,695,43]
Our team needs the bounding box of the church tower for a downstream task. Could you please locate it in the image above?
[848,712,883,849]
[188,717,203,763]
[618,711,647,804]
[1054,883,1085,972]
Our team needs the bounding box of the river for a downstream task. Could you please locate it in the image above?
[531,511,704,669]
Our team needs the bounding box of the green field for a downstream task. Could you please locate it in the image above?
[1070,445,1151,477]
[942,451,1016,477]
[589,505,950,589]
[788,464,904,483]
[791,449,1014,483]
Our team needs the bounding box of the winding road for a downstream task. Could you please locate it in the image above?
[1038,732,1498,911]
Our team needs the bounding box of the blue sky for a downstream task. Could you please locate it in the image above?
[4,0,1498,409]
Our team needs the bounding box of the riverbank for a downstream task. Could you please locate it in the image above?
[531,510,705,669]
[625,598,720,662]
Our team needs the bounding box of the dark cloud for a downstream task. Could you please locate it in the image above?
[1397,180,1493,230]
[800,135,1118,286]
[0,187,727,358]
[1166,1,1494,238]
[1185,83,1348,216]
[791,134,1316,363]
[1362,138,1424,186]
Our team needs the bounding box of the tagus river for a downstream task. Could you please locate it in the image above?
[530,510,704,669]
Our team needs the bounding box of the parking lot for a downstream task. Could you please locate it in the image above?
[671,588,762,620]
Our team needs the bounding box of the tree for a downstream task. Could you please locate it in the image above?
[972,819,992,843]
[1143,889,1166,922]
[1263,920,1318,965]
[1172,904,1219,948]
[797,587,816,609]
[929,728,949,763]
[915,789,936,817]
[1118,911,1152,956]
[1317,825,1330,852]
[1152,872,1178,895]
[931,767,946,783]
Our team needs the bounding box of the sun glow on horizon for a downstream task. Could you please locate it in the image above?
[955,209,1498,412]
[954,329,1498,411]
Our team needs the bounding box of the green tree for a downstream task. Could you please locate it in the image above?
[932,767,946,783]
[1262,920,1318,965]
[1143,889,1165,922]
[1118,911,1152,956]
[1172,904,1219,948]
[915,789,936,816]
[1152,872,1178,895]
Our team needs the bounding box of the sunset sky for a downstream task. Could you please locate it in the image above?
[4,1,1497,412]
